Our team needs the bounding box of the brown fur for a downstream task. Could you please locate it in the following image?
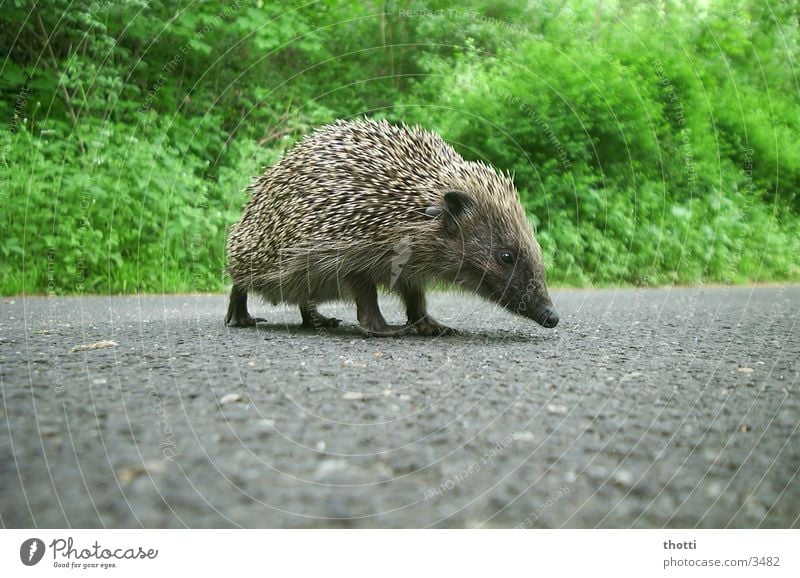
[225,119,558,335]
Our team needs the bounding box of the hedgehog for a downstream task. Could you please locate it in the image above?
[225,118,559,336]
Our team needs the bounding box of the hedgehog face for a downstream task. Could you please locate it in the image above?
[494,239,559,328]
[439,191,559,328]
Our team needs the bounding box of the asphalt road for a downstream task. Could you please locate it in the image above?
[1,287,798,528]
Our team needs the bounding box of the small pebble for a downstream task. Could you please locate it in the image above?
[314,459,348,480]
[220,393,245,404]
[71,340,117,352]
[117,461,165,484]
[513,430,536,443]
[614,469,634,486]
[546,403,568,415]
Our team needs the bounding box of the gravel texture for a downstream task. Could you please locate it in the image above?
[1,286,798,528]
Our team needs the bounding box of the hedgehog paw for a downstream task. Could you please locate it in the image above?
[225,288,266,328]
[301,313,341,329]
[413,316,460,337]
[226,314,267,328]
[362,323,411,338]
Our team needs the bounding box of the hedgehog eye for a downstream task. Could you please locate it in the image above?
[497,250,515,266]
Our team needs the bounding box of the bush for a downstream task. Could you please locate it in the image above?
[1,0,798,294]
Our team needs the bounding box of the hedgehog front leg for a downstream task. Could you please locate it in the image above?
[348,275,408,337]
[400,284,459,336]
[225,286,267,327]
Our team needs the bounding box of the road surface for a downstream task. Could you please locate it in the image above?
[1,286,798,528]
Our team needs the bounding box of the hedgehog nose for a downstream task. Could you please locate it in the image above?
[539,307,559,328]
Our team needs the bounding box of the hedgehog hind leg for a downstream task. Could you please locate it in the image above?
[299,303,341,329]
[225,286,267,327]
[400,284,460,337]
[348,275,409,337]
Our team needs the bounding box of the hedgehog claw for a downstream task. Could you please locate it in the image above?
[412,316,460,336]
[302,316,341,329]
[301,312,342,329]
[226,314,267,327]
[362,324,412,338]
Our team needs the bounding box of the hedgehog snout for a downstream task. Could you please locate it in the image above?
[535,305,559,328]
[510,286,559,328]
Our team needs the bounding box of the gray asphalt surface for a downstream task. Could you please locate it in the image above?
[1,286,798,528]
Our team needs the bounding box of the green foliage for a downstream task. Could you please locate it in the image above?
[1,0,798,294]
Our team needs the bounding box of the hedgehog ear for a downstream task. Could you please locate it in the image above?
[441,191,474,236]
